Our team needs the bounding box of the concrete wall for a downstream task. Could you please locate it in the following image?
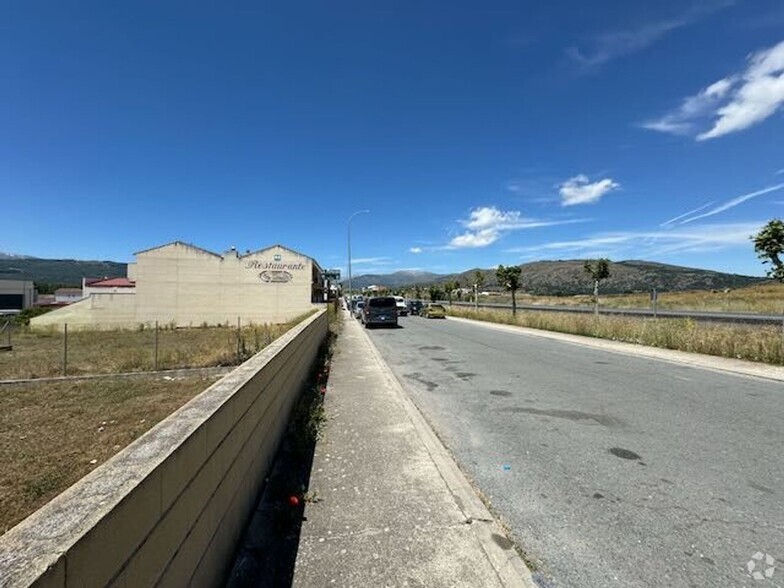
[31,293,137,331]
[0,309,329,588]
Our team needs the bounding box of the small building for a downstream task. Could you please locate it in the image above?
[32,242,325,330]
[83,277,136,298]
[0,279,34,311]
[54,288,83,304]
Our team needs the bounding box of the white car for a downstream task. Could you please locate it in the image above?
[394,296,408,316]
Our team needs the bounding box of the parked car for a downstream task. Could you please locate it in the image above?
[421,303,446,319]
[352,300,365,319]
[406,299,423,315]
[394,296,408,316]
[362,296,399,328]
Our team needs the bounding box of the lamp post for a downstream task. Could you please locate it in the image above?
[347,209,370,300]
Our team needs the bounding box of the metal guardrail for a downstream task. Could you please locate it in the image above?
[438,300,784,326]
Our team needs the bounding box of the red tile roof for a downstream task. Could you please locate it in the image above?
[86,277,135,288]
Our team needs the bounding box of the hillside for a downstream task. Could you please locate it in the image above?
[346,270,443,290]
[0,256,127,286]
[348,260,764,295]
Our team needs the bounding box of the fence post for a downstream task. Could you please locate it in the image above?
[236,316,241,362]
[63,324,68,377]
[652,288,658,319]
[154,321,159,371]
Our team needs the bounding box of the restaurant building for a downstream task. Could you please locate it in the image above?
[31,241,325,330]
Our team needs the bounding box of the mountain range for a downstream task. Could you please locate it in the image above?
[346,260,764,295]
[0,254,126,286]
[0,253,765,294]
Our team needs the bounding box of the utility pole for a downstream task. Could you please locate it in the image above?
[347,209,369,300]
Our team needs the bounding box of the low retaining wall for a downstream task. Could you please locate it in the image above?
[0,309,329,587]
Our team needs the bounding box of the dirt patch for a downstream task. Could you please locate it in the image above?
[0,314,312,380]
[0,375,219,534]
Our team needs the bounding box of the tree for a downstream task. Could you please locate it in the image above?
[584,258,611,315]
[445,280,460,305]
[753,219,784,282]
[444,281,455,306]
[428,286,443,302]
[496,265,522,315]
[414,284,422,300]
[473,270,485,310]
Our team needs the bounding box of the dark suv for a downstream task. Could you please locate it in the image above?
[362,296,399,328]
[406,299,423,316]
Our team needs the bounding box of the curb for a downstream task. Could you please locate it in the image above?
[356,317,537,588]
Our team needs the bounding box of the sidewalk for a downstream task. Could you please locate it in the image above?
[291,312,534,587]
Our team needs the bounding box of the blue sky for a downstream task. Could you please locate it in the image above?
[1,1,783,277]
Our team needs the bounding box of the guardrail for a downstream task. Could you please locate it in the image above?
[0,309,328,588]
[439,300,784,326]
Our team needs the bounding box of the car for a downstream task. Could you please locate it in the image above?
[406,299,423,315]
[421,303,446,319]
[394,296,408,316]
[361,296,399,328]
[352,300,365,319]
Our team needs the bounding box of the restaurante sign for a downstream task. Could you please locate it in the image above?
[245,260,306,271]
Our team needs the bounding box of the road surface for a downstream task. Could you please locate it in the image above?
[363,314,783,587]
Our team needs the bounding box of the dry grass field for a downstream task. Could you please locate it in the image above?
[448,307,784,365]
[481,281,784,314]
[0,312,314,381]
[0,375,220,534]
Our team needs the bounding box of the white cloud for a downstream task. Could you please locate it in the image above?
[559,175,620,206]
[506,221,765,259]
[351,256,392,265]
[644,39,784,140]
[409,247,423,254]
[641,79,735,135]
[447,206,587,249]
[450,229,501,249]
[567,2,734,68]
[674,183,784,225]
[660,201,715,227]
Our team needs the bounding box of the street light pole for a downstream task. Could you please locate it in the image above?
[347,209,370,300]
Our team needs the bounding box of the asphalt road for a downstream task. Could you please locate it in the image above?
[362,314,784,588]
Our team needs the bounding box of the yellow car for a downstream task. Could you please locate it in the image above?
[421,303,446,318]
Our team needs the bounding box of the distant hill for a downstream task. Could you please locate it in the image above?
[348,260,764,295]
[0,256,126,286]
[346,270,442,290]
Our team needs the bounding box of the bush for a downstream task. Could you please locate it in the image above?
[13,307,55,326]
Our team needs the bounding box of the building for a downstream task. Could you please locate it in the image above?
[82,277,136,298]
[0,279,34,312]
[32,242,325,330]
[53,288,83,304]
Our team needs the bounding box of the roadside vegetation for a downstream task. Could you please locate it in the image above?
[447,307,784,365]
[0,311,315,381]
[468,281,784,315]
[0,375,220,534]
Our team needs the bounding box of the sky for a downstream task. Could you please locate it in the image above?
[1,1,783,278]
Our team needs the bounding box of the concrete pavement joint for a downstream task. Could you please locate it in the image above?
[357,321,537,588]
[449,316,784,384]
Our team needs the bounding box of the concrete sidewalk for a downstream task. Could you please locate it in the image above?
[291,313,534,587]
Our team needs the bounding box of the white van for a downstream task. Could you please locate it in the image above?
[393,296,408,316]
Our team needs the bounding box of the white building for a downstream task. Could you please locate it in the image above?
[32,242,325,330]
